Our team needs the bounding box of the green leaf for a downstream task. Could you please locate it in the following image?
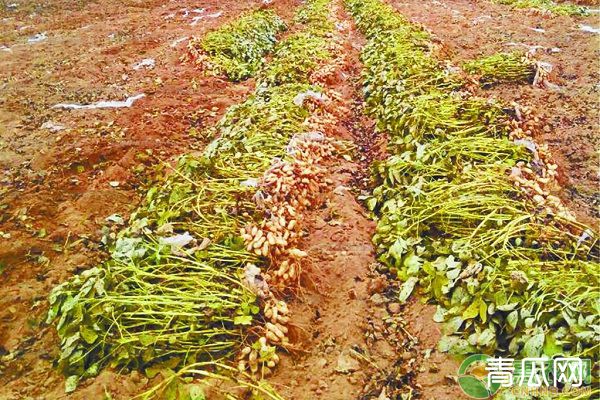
[145,358,180,379]
[443,316,464,335]
[61,333,81,359]
[112,237,146,260]
[524,317,535,329]
[479,300,487,324]
[522,331,545,357]
[366,197,377,211]
[438,335,475,354]
[451,286,468,305]
[496,302,518,312]
[80,326,98,345]
[446,268,460,281]
[432,256,448,271]
[189,385,206,400]
[507,310,519,330]
[46,302,61,324]
[234,315,253,325]
[86,362,100,377]
[433,306,447,323]
[93,278,106,297]
[163,378,180,400]
[462,300,480,320]
[389,238,408,260]
[457,376,490,399]
[106,214,125,224]
[445,255,461,270]
[543,333,563,356]
[458,376,490,399]
[61,296,77,313]
[398,277,418,303]
[139,333,156,346]
[65,375,79,393]
[403,253,423,275]
[432,274,449,299]
[477,328,495,347]
[509,336,520,354]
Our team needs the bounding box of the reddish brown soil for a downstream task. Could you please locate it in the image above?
[267,5,466,399]
[0,0,597,399]
[388,0,600,226]
[266,164,466,399]
[0,0,300,398]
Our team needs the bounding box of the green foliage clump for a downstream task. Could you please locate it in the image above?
[195,10,286,81]
[294,0,335,33]
[494,0,588,16]
[346,0,600,365]
[463,52,536,86]
[47,83,314,389]
[259,0,335,86]
[260,32,331,85]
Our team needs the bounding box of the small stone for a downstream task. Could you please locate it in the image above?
[130,370,140,383]
[333,185,348,195]
[367,276,386,294]
[336,349,360,373]
[387,302,401,314]
[316,358,327,368]
[43,375,55,387]
[370,293,384,305]
[315,217,327,229]
[378,388,390,400]
[319,380,328,389]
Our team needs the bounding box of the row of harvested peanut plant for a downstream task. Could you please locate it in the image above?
[47,0,350,397]
[346,0,598,394]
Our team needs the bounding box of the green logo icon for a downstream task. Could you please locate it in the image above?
[458,354,501,399]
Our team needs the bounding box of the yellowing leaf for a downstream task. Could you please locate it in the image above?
[234,315,253,325]
[462,299,480,320]
[479,300,487,324]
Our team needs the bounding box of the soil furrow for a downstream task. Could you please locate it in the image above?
[267,3,466,399]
